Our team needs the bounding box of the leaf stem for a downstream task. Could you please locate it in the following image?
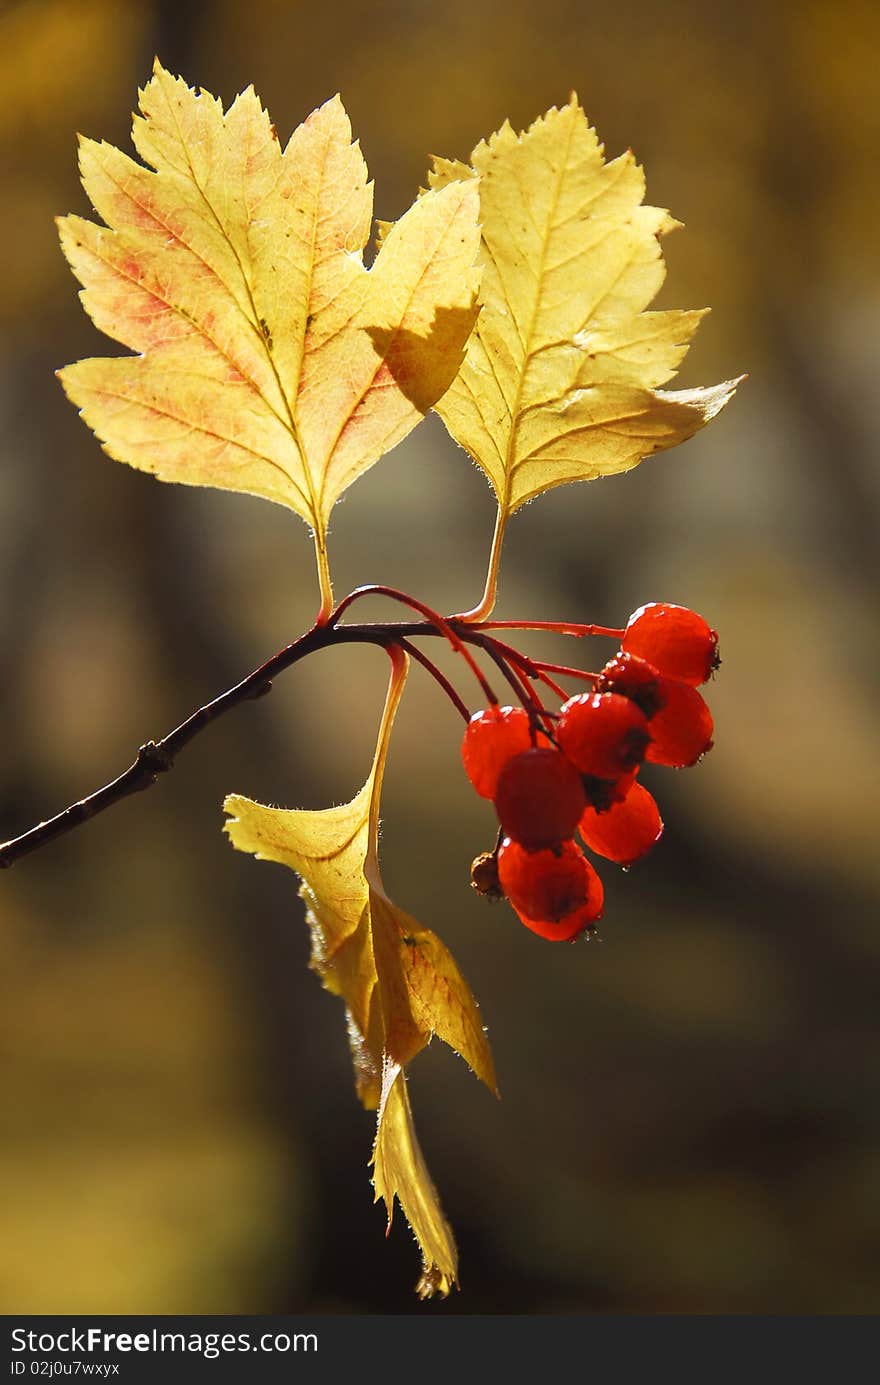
[366,644,410,874]
[454,506,507,623]
[313,529,335,624]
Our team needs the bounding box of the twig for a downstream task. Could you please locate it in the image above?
[1,600,605,870]
[1,617,427,868]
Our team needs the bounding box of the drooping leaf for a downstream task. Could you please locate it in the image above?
[57,61,481,608]
[431,98,741,515]
[224,649,496,1294]
[371,1060,458,1300]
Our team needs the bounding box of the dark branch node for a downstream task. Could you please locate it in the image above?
[136,740,175,776]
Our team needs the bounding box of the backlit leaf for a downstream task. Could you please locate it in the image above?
[372,1061,458,1300]
[224,649,496,1294]
[58,61,480,610]
[431,98,741,514]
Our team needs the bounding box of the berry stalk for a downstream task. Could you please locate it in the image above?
[473,619,625,639]
[331,584,499,705]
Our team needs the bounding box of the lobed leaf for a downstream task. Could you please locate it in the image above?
[58,62,481,606]
[224,650,496,1294]
[431,98,742,515]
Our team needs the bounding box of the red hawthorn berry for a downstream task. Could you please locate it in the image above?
[461,704,533,798]
[494,747,587,852]
[509,880,605,941]
[557,692,651,781]
[497,837,590,921]
[622,602,719,686]
[594,651,666,719]
[579,780,663,866]
[510,901,602,942]
[645,679,714,767]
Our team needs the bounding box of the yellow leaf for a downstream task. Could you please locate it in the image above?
[57,61,480,613]
[371,1062,457,1299]
[223,648,496,1293]
[432,98,741,515]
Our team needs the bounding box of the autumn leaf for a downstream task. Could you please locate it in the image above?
[371,1059,458,1300]
[431,98,741,524]
[223,648,496,1295]
[57,61,481,614]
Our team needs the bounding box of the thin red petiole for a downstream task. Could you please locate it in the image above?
[533,668,570,702]
[532,660,601,682]
[476,638,537,712]
[472,632,565,716]
[331,584,499,705]
[473,619,625,639]
[474,636,548,718]
[476,632,541,677]
[469,634,559,747]
[394,639,471,722]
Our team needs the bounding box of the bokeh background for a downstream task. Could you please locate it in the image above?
[2,0,878,1314]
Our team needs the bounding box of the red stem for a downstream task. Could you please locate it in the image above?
[532,660,601,682]
[395,639,471,722]
[474,619,625,639]
[0,597,616,870]
[469,633,556,736]
[331,584,498,705]
[532,669,570,702]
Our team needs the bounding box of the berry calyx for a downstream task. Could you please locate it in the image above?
[470,851,503,898]
[494,747,587,852]
[461,704,533,798]
[594,651,666,719]
[581,767,638,814]
[645,679,714,767]
[557,692,651,781]
[579,780,663,866]
[622,603,719,686]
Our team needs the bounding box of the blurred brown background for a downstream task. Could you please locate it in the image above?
[1,0,878,1314]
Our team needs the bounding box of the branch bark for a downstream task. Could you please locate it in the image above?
[0,609,555,869]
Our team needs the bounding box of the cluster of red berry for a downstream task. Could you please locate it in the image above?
[463,603,718,941]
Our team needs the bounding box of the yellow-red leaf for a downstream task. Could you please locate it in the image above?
[58,62,480,611]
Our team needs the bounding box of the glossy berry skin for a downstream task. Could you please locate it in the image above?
[499,838,604,940]
[511,898,603,942]
[461,704,533,799]
[557,692,651,781]
[509,886,606,941]
[595,651,666,720]
[645,679,714,767]
[622,603,719,686]
[494,747,586,852]
[498,837,589,921]
[579,780,663,866]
